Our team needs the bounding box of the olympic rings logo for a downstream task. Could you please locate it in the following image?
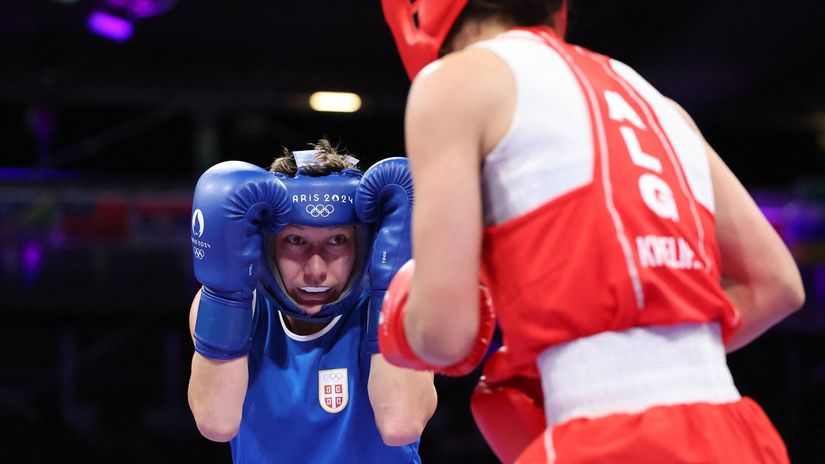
[306,204,334,218]
[322,372,344,382]
[193,247,205,260]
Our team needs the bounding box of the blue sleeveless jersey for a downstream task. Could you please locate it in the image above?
[230,291,421,463]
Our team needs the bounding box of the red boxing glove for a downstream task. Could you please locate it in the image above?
[378,259,496,377]
[471,347,547,464]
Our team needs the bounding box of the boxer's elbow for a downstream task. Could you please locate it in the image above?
[782,269,806,312]
[770,271,806,318]
[189,397,241,442]
[193,414,240,443]
[746,264,805,318]
[376,418,425,446]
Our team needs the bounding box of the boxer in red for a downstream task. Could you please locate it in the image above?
[377,1,805,462]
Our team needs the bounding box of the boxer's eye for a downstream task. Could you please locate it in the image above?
[285,235,305,245]
[328,234,348,246]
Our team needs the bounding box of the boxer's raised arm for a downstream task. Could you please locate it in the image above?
[188,290,249,442]
[186,161,291,441]
[401,48,513,365]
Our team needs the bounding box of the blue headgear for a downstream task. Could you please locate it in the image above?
[259,150,370,322]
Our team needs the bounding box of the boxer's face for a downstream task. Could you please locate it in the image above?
[273,225,356,315]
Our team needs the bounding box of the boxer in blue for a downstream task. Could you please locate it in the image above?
[187,139,436,463]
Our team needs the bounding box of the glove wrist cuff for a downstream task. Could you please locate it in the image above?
[193,286,254,360]
[364,291,386,354]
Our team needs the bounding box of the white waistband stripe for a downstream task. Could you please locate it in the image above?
[536,322,740,427]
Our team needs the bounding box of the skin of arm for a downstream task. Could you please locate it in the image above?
[187,289,249,442]
[402,47,515,366]
[367,354,437,446]
[188,293,437,447]
[709,145,805,351]
[669,100,805,352]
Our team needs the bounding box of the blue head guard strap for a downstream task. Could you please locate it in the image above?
[260,150,370,322]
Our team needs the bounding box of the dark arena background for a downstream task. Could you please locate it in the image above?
[2,1,825,462]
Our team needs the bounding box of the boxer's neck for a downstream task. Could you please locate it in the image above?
[283,314,329,335]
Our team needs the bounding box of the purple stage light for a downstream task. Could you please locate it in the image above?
[0,167,84,182]
[22,241,42,285]
[108,0,176,18]
[752,190,793,243]
[87,10,134,42]
[85,0,176,42]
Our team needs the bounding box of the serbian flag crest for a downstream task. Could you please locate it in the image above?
[318,368,349,413]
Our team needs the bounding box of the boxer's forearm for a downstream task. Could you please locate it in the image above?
[187,290,248,442]
[706,143,804,352]
[188,353,248,442]
[367,354,436,446]
[402,154,485,366]
[671,100,805,351]
[723,280,804,353]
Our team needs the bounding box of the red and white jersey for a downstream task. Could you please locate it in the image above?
[475,27,740,376]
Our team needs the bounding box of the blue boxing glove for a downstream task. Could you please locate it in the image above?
[191,161,291,359]
[354,157,414,353]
